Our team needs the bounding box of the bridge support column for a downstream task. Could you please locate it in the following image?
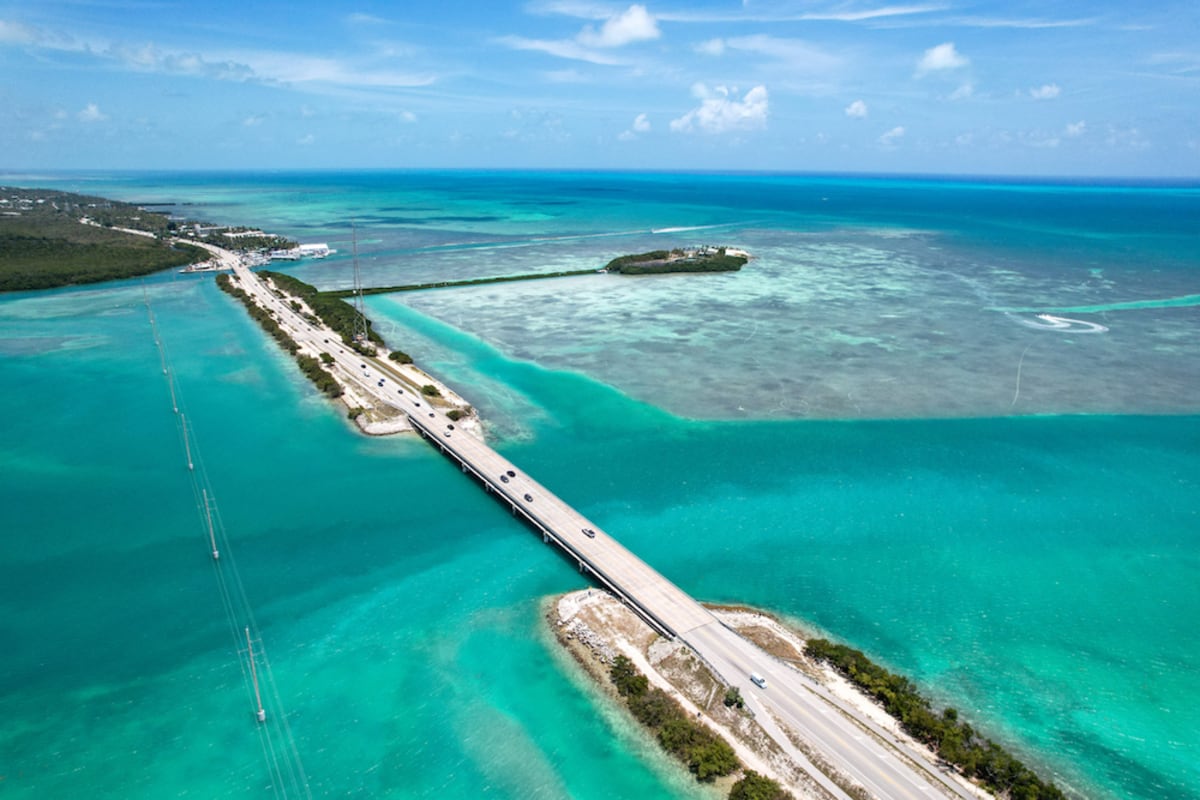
[542,532,549,543]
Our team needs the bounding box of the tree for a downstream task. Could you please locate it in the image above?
[724,686,744,709]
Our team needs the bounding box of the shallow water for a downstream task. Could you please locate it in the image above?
[1,170,1197,799]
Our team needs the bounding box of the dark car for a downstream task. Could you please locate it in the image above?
[523,494,533,502]
[506,470,516,478]
[500,475,509,483]
[446,424,455,430]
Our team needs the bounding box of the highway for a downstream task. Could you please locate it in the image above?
[222,256,978,800]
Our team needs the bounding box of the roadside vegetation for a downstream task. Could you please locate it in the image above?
[260,270,384,351]
[804,639,1065,800]
[216,273,342,399]
[609,655,779,794]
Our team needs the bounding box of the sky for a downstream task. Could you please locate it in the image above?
[2,0,1198,176]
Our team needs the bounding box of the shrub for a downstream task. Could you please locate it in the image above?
[804,639,1064,799]
[421,384,442,397]
[729,771,793,800]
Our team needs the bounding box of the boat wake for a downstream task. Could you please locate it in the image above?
[1017,314,1109,334]
[652,223,732,234]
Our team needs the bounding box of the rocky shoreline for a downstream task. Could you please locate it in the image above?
[547,590,991,800]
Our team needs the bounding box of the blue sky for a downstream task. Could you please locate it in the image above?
[2,0,1198,176]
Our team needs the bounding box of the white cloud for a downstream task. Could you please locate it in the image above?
[948,82,974,100]
[721,34,842,72]
[1105,125,1149,150]
[578,4,659,48]
[845,99,868,118]
[243,115,264,127]
[77,103,106,122]
[297,133,315,145]
[0,19,39,44]
[619,112,651,141]
[917,42,968,74]
[695,38,725,56]
[498,35,624,65]
[1065,120,1086,137]
[878,125,906,146]
[1029,83,1061,100]
[670,84,769,134]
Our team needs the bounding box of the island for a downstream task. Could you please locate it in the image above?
[603,246,750,275]
[0,186,296,292]
[550,590,1065,800]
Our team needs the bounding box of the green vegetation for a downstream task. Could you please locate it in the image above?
[0,187,210,291]
[804,639,1065,800]
[723,686,745,709]
[421,384,442,398]
[387,349,413,364]
[728,771,793,800]
[445,409,463,422]
[604,247,747,275]
[216,274,342,400]
[609,655,739,784]
[260,270,384,348]
[324,268,595,298]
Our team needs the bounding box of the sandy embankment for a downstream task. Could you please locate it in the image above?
[249,272,481,439]
[548,590,990,800]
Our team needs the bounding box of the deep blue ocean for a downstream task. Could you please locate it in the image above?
[1,171,1197,799]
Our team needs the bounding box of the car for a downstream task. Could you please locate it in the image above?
[428,412,434,418]
[582,528,596,539]
[414,401,420,407]
[443,431,451,438]
[750,673,767,689]
[523,494,533,502]
[377,380,384,386]
[500,475,509,483]
[446,424,455,430]
[397,389,404,395]
[324,338,329,343]
[506,470,516,478]
[360,363,366,369]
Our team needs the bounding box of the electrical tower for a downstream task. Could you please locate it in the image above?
[350,224,370,347]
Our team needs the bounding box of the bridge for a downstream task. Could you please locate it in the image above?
[225,257,979,800]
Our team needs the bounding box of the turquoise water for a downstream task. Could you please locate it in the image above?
[1,171,1197,799]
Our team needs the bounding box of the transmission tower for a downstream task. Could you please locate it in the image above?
[350,224,370,348]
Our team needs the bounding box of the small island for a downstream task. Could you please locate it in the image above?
[603,246,750,275]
